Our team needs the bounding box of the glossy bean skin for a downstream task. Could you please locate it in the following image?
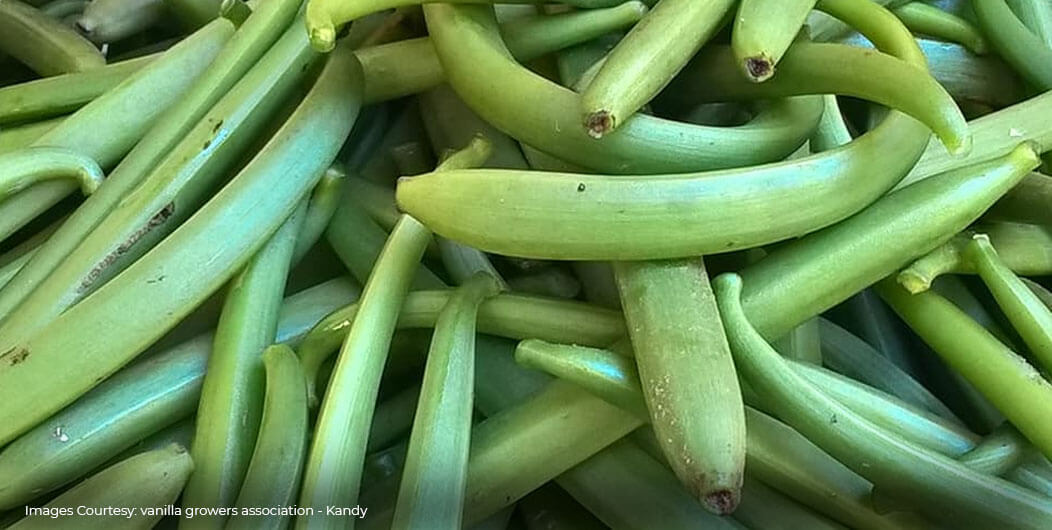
[877,278,1052,461]
[227,345,311,530]
[0,146,103,201]
[304,0,632,52]
[892,2,987,54]
[716,273,1052,529]
[8,445,193,530]
[974,0,1052,89]
[355,3,652,104]
[898,222,1052,293]
[400,0,956,260]
[579,0,736,136]
[964,234,1052,374]
[732,0,817,81]
[0,0,104,76]
[0,19,232,246]
[0,54,153,125]
[422,4,826,174]
[297,216,433,530]
[0,13,318,347]
[0,278,357,510]
[738,143,1038,341]
[0,0,299,328]
[513,340,918,530]
[180,203,305,530]
[296,290,626,406]
[613,259,745,513]
[0,44,363,448]
[391,274,501,529]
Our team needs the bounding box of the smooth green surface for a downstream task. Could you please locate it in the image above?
[9,445,193,530]
[0,146,103,201]
[718,273,1052,529]
[613,258,744,513]
[180,201,305,530]
[0,16,318,345]
[739,143,1037,341]
[0,42,362,447]
[580,0,736,135]
[227,345,310,530]
[392,274,501,530]
[298,215,432,530]
[732,0,817,81]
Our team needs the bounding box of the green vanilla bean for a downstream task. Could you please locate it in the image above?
[0,146,103,201]
[304,0,630,52]
[556,439,749,530]
[0,0,104,76]
[296,291,626,406]
[974,0,1052,90]
[897,222,1052,293]
[227,345,310,530]
[7,445,193,530]
[0,18,232,246]
[292,166,345,264]
[324,168,446,290]
[0,278,358,510]
[579,0,736,137]
[732,0,817,82]
[392,274,502,529]
[429,137,507,286]
[631,430,867,530]
[513,341,918,529]
[738,142,1038,341]
[901,92,1052,189]
[818,317,959,420]
[297,215,432,530]
[892,2,987,54]
[399,1,960,259]
[180,202,305,530]
[612,259,745,514]
[667,41,970,153]
[0,14,318,344]
[734,476,845,530]
[0,54,153,125]
[964,233,1052,375]
[75,0,166,44]
[0,43,363,448]
[0,118,63,155]
[961,423,1030,476]
[1007,0,1052,48]
[422,3,826,174]
[877,278,1052,460]
[988,172,1052,226]
[0,0,300,330]
[359,337,642,530]
[355,2,650,104]
[716,273,1052,529]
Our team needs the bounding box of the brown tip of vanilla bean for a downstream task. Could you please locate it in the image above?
[585,111,614,139]
[703,489,740,515]
[744,56,773,82]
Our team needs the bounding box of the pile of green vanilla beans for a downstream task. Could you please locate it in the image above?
[3,0,1052,528]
